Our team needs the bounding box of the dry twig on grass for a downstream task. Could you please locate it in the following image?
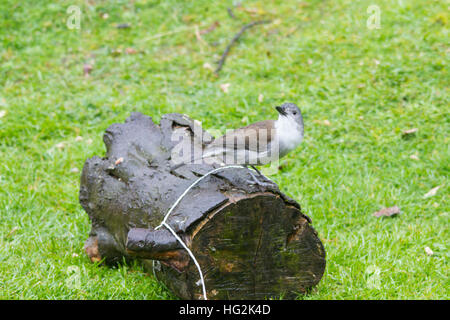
[215,20,271,75]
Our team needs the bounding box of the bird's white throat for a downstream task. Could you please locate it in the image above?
[275,116,304,157]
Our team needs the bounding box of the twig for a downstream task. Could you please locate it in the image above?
[195,25,207,46]
[215,20,271,74]
[227,8,236,19]
[200,21,220,35]
[142,23,208,42]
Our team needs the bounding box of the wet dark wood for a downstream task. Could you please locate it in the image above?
[79,112,326,299]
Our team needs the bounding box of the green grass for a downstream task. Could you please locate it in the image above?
[0,0,448,299]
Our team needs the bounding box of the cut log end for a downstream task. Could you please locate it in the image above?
[146,192,325,300]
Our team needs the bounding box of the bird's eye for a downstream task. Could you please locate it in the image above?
[293,112,297,115]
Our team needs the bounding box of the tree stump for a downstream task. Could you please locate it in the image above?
[79,112,326,300]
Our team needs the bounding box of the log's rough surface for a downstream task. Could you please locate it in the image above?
[79,112,326,300]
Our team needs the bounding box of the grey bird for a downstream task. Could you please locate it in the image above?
[172,102,304,185]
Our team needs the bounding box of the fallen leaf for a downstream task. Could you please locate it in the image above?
[402,128,418,135]
[75,136,83,142]
[313,119,331,126]
[86,138,93,145]
[272,19,282,25]
[55,142,65,149]
[241,7,260,14]
[101,13,109,19]
[83,63,93,77]
[0,110,6,118]
[258,94,264,102]
[203,62,214,71]
[409,154,419,160]
[373,206,401,218]
[374,59,380,65]
[423,186,440,198]
[402,128,419,140]
[125,47,138,55]
[220,83,231,93]
[307,58,313,65]
[424,247,433,256]
[200,21,220,35]
[70,168,79,173]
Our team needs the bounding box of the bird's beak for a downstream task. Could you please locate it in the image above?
[275,106,287,116]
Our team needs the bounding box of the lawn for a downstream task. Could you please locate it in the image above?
[0,0,448,299]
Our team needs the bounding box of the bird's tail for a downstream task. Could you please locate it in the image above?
[170,150,221,171]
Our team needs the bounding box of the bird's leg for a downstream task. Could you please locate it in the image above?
[249,165,263,177]
[245,165,273,187]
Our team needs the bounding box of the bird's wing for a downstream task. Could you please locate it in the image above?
[208,120,275,153]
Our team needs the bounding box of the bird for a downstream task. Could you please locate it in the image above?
[171,102,304,186]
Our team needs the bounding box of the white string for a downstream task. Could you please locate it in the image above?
[153,165,245,300]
